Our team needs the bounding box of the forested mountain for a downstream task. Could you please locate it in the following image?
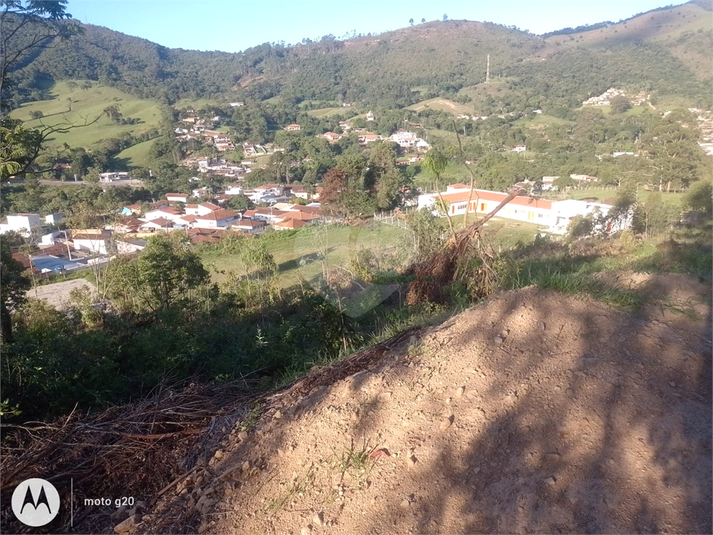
[5,1,711,111]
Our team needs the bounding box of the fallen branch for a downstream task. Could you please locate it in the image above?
[406,187,525,304]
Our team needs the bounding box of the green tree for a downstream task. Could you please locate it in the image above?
[683,179,712,216]
[1,238,31,343]
[0,0,79,104]
[422,148,455,236]
[609,95,632,114]
[632,193,676,236]
[1,117,43,180]
[641,118,704,191]
[406,208,446,258]
[112,233,209,312]
[227,194,253,212]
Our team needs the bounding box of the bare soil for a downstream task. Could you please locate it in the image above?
[27,279,97,309]
[137,273,711,534]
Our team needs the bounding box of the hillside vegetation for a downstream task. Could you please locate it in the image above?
[7,3,711,113]
[7,80,162,150]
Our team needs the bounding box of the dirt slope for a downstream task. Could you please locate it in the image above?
[142,276,711,534]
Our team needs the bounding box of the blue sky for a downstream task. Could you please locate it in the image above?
[68,0,679,53]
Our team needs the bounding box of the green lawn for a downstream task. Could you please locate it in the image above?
[566,187,684,207]
[8,80,162,150]
[447,215,542,249]
[306,107,345,118]
[201,216,542,293]
[407,97,475,116]
[201,223,411,288]
[114,138,156,169]
[514,114,575,127]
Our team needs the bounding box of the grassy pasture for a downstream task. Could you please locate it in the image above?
[407,98,475,116]
[8,81,162,150]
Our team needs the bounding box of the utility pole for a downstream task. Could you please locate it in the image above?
[486,54,490,83]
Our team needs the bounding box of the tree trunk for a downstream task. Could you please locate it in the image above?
[1,304,13,344]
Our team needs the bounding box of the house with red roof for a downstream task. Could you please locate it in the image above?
[418,186,625,233]
[144,207,183,222]
[193,209,240,229]
[274,218,307,230]
[232,218,267,235]
[285,124,301,131]
[139,218,174,231]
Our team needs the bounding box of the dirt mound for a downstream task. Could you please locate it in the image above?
[140,275,711,534]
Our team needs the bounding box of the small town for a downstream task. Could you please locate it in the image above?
[1,2,711,535]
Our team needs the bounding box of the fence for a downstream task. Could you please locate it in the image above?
[373,208,415,230]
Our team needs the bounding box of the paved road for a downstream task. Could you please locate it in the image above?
[39,179,146,188]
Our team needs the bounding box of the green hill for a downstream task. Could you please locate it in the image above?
[539,1,713,80]
[7,80,162,150]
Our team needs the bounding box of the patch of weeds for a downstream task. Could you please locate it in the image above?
[243,401,262,430]
[264,464,315,513]
[331,438,377,483]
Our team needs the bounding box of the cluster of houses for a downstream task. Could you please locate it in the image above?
[118,183,324,239]
[0,179,326,274]
[582,87,627,107]
[175,112,238,151]
[691,108,713,157]
[583,88,650,108]
[418,182,623,234]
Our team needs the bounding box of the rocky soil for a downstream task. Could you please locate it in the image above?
[134,274,711,534]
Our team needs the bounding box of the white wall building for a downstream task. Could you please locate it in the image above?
[418,186,626,234]
[0,213,42,236]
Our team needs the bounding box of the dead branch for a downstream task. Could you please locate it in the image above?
[406,187,525,304]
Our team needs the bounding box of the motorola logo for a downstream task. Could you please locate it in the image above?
[11,478,60,527]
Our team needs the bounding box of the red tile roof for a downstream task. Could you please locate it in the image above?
[140,217,173,227]
[196,209,239,221]
[439,189,553,210]
[274,219,307,229]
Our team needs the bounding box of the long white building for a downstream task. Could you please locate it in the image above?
[418,185,626,234]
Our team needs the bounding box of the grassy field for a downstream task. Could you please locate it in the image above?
[563,187,684,207]
[201,216,542,292]
[306,107,346,118]
[407,98,475,116]
[8,81,162,150]
[114,138,156,169]
[448,215,542,249]
[514,113,575,128]
[201,223,410,288]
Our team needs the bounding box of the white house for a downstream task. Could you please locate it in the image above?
[139,218,174,231]
[193,209,240,229]
[45,213,65,225]
[224,183,243,195]
[73,232,111,255]
[165,193,190,203]
[418,185,626,234]
[144,207,183,221]
[0,213,42,235]
[232,218,267,235]
[40,231,62,246]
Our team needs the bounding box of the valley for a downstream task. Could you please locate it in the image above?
[0,1,711,533]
